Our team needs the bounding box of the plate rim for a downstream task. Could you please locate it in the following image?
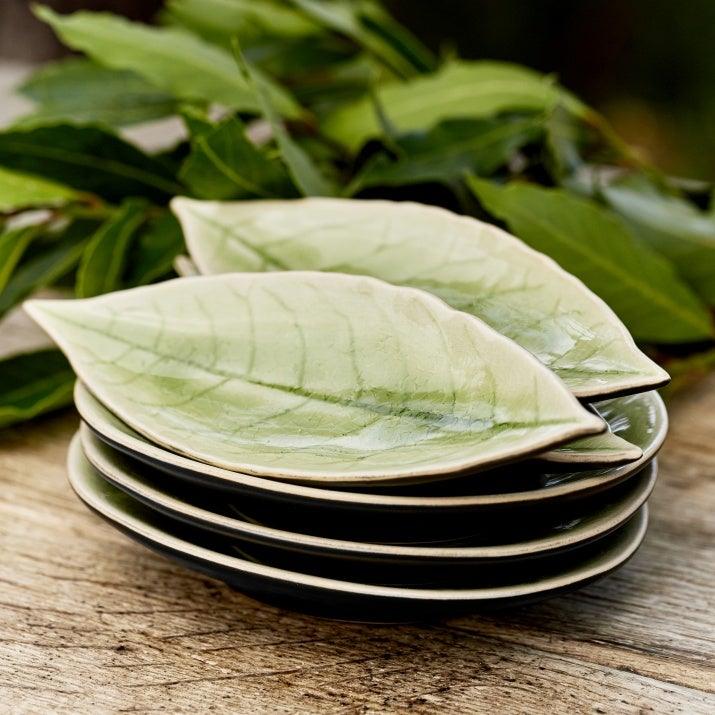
[81,424,656,561]
[76,381,668,509]
[67,433,649,602]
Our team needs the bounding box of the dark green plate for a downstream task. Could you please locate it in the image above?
[82,424,656,566]
[68,434,649,622]
[77,382,667,524]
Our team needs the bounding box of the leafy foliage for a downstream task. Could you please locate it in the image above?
[322,60,584,151]
[1,0,713,430]
[0,166,79,212]
[16,58,179,128]
[180,115,294,199]
[468,177,714,342]
[0,349,75,429]
[34,6,300,117]
[0,123,182,202]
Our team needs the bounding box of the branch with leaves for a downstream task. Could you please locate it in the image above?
[1,0,713,430]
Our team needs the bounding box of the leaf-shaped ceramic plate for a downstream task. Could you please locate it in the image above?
[67,434,649,622]
[539,403,642,466]
[76,382,667,516]
[82,424,656,569]
[172,197,669,399]
[539,428,641,465]
[27,273,602,482]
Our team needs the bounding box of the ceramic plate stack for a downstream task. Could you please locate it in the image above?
[26,201,671,623]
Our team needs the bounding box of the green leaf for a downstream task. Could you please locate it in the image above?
[0,225,41,294]
[289,53,379,114]
[179,106,214,141]
[17,58,178,129]
[0,219,97,318]
[76,199,148,298]
[323,60,584,151]
[352,0,436,73]
[290,0,434,77]
[0,124,183,203]
[172,197,669,398]
[234,45,337,197]
[0,166,79,212]
[468,177,714,344]
[347,116,542,194]
[34,6,300,118]
[165,0,322,46]
[0,349,75,429]
[603,176,715,306]
[545,104,587,182]
[125,211,185,287]
[660,347,715,398]
[26,272,602,481]
[180,116,294,199]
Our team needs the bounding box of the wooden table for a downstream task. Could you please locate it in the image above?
[0,66,713,715]
[0,328,713,712]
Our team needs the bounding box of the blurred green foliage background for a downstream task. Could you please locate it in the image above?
[385,0,715,180]
[3,0,713,179]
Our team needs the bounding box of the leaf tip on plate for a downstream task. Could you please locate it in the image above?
[652,361,671,387]
[582,409,608,437]
[626,443,645,461]
[23,297,51,324]
[170,195,207,228]
[23,297,87,348]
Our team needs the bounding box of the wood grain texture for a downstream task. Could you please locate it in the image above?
[0,75,712,710]
[0,314,714,714]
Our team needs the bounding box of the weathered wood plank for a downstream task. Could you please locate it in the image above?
[0,363,713,712]
[1,57,713,714]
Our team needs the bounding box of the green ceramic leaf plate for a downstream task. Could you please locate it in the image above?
[27,272,603,483]
[173,197,669,400]
[66,434,649,622]
[538,402,643,466]
[76,382,667,514]
[83,254,644,468]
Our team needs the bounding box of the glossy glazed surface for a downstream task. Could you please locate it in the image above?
[78,382,667,515]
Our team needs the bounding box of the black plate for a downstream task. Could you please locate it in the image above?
[68,435,649,622]
[83,424,657,571]
[77,383,667,524]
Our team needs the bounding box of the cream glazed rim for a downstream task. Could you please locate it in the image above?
[80,424,657,561]
[75,381,668,508]
[68,433,649,603]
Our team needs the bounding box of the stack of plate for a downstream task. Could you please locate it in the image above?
[26,264,670,623]
[67,379,666,622]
